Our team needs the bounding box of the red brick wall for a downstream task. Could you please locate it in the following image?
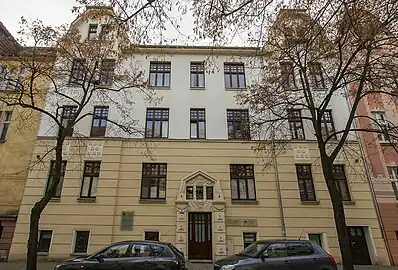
[0,220,16,261]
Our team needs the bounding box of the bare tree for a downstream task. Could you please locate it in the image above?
[0,8,156,270]
[213,2,398,270]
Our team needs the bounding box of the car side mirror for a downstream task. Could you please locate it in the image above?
[260,253,269,261]
[96,255,104,263]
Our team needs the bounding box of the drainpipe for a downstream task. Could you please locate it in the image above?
[342,85,393,265]
[271,128,287,239]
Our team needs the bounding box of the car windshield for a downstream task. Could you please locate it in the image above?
[241,242,267,257]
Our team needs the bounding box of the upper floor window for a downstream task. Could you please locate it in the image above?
[0,111,12,141]
[186,185,213,200]
[149,62,171,87]
[224,63,246,89]
[88,24,98,40]
[90,106,109,137]
[190,62,205,88]
[145,108,169,138]
[190,109,206,139]
[320,110,336,140]
[387,166,398,200]
[372,111,389,142]
[99,59,116,86]
[288,109,305,140]
[332,165,351,201]
[100,24,110,39]
[46,161,67,198]
[295,164,316,201]
[230,164,256,200]
[80,161,101,198]
[69,59,86,84]
[227,109,250,140]
[61,106,77,137]
[280,62,296,90]
[141,163,167,200]
[0,65,24,91]
[309,63,325,89]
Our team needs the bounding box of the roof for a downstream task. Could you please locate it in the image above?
[0,22,21,56]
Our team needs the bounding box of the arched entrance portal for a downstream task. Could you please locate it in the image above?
[175,170,227,262]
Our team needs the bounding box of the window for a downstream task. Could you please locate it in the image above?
[90,106,109,137]
[100,24,110,39]
[190,62,205,88]
[149,62,171,87]
[227,109,250,140]
[265,243,287,258]
[60,106,77,137]
[190,109,206,139]
[74,231,90,254]
[99,59,116,85]
[145,108,169,138]
[131,244,152,257]
[243,232,257,248]
[186,186,194,200]
[387,166,398,200]
[309,63,325,88]
[206,186,213,200]
[141,163,167,200]
[372,112,389,141]
[320,110,336,140]
[69,58,86,84]
[99,243,129,258]
[286,241,314,256]
[80,161,101,198]
[152,245,174,258]
[88,24,98,40]
[38,230,52,253]
[308,233,322,247]
[230,164,256,200]
[288,109,305,140]
[332,165,351,201]
[224,63,246,88]
[280,62,296,89]
[196,186,204,200]
[0,111,12,141]
[46,161,67,198]
[0,66,24,91]
[144,231,160,241]
[295,165,316,202]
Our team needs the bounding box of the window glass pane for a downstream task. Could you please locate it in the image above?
[131,244,152,257]
[186,186,194,199]
[238,179,247,199]
[150,183,158,198]
[154,121,161,137]
[231,75,238,88]
[150,73,156,86]
[145,231,160,241]
[146,121,153,137]
[247,179,256,199]
[266,243,287,258]
[238,74,245,87]
[93,119,100,127]
[191,123,197,138]
[156,73,163,86]
[196,186,204,200]
[91,177,99,197]
[308,234,322,247]
[81,177,90,197]
[198,74,204,87]
[224,74,231,88]
[159,178,166,198]
[100,244,129,258]
[198,122,206,138]
[163,73,170,86]
[206,186,213,200]
[243,232,256,248]
[162,121,168,138]
[231,180,238,199]
[191,74,197,87]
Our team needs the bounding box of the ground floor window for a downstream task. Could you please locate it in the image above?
[243,232,257,248]
[308,233,322,247]
[74,230,90,254]
[145,231,160,241]
[38,230,53,253]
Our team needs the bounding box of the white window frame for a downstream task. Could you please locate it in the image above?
[143,230,161,241]
[372,111,389,142]
[304,232,329,253]
[387,166,398,199]
[71,229,91,255]
[38,229,54,255]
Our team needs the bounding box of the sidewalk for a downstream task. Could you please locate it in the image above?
[2,262,398,270]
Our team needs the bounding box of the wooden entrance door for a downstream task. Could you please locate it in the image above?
[348,226,372,265]
[188,212,212,260]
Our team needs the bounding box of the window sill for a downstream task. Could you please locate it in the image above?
[231,200,258,205]
[343,201,356,205]
[139,198,166,204]
[300,200,320,205]
[77,197,96,203]
[225,87,247,91]
[49,198,61,202]
[149,86,170,90]
[190,87,205,90]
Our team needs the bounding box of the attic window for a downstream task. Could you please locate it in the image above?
[88,24,98,40]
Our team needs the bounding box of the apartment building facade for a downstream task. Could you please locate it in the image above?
[6,8,390,265]
[0,23,54,260]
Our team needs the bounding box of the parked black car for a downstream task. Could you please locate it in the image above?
[54,240,186,270]
[214,240,337,270]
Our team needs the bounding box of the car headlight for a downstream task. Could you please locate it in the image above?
[221,265,235,270]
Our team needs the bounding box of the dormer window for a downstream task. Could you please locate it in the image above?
[88,24,98,40]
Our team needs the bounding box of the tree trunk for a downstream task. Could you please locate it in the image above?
[26,203,41,270]
[322,157,354,270]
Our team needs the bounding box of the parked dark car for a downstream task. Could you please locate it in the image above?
[214,240,337,270]
[54,240,186,270]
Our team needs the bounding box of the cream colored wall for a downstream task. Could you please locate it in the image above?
[9,139,389,265]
